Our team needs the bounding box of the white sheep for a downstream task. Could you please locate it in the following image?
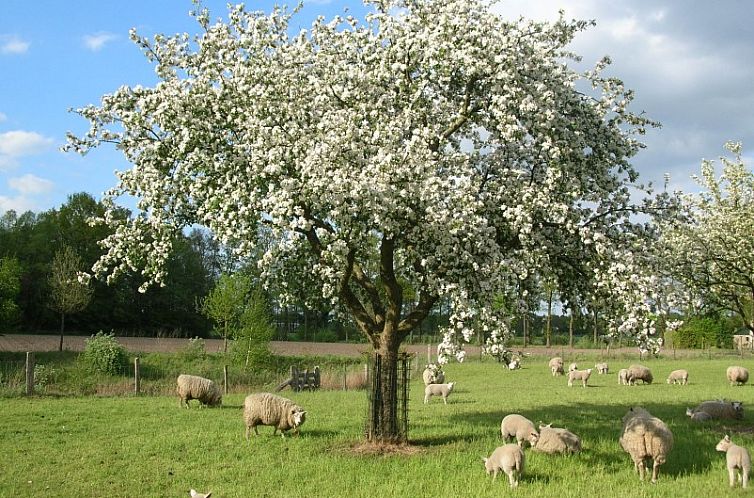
[568,362,578,372]
[716,435,751,488]
[685,407,712,422]
[727,366,749,386]
[500,414,539,448]
[243,393,306,438]
[424,382,456,404]
[508,358,521,370]
[189,490,212,498]
[595,362,609,374]
[176,374,222,408]
[548,357,564,376]
[618,368,629,385]
[533,424,582,454]
[568,368,592,388]
[689,400,744,420]
[619,406,673,483]
[482,444,525,488]
[422,364,445,386]
[626,364,653,385]
[666,369,688,385]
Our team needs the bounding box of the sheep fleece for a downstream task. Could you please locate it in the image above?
[244,393,305,434]
[619,407,673,476]
[176,374,222,407]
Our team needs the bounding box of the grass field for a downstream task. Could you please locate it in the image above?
[2,354,754,497]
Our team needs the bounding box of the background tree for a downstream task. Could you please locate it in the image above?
[48,245,93,350]
[0,257,22,328]
[200,273,251,352]
[235,287,275,368]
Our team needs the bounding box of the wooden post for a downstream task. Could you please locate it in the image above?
[25,352,34,396]
[342,364,347,391]
[314,366,320,389]
[223,365,229,395]
[364,363,368,384]
[134,357,140,394]
[427,344,431,365]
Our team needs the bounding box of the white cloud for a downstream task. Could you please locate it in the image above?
[1,35,30,54]
[8,174,54,195]
[0,194,37,213]
[0,130,54,157]
[83,32,117,51]
[0,112,6,122]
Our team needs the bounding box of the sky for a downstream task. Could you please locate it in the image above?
[1,0,753,215]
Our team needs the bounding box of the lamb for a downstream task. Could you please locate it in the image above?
[666,369,688,385]
[508,358,521,370]
[189,490,212,498]
[482,444,525,488]
[618,368,629,385]
[567,368,592,388]
[619,406,673,483]
[500,414,539,448]
[533,424,582,454]
[595,362,609,374]
[716,435,751,488]
[422,364,445,386]
[685,407,712,422]
[626,364,653,385]
[549,357,564,376]
[243,392,306,438]
[176,374,222,408]
[727,366,749,386]
[424,382,456,404]
[568,362,578,372]
[689,400,744,420]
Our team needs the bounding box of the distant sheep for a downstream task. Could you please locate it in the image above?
[689,400,743,420]
[549,357,564,376]
[727,366,749,386]
[243,393,306,438]
[568,368,592,388]
[595,362,609,374]
[176,374,222,408]
[618,368,629,385]
[533,424,582,454]
[619,406,673,483]
[568,362,578,372]
[422,364,445,386]
[716,435,751,488]
[424,382,456,404]
[500,414,539,448]
[483,444,525,488]
[626,364,653,385]
[666,369,688,385]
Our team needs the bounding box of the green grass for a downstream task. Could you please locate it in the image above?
[2,355,754,497]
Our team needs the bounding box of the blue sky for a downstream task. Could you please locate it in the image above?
[1,0,753,214]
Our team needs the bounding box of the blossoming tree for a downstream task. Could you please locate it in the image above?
[67,0,669,442]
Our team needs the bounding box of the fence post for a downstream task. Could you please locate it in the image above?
[25,352,34,396]
[223,365,229,395]
[427,344,431,365]
[134,357,140,394]
[364,363,368,384]
[342,364,347,391]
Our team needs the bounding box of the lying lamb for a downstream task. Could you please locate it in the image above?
[483,444,525,488]
[568,368,592,388]
[549,357,564,376]
[688,400,743,420]
[176,374,222,408]
[243,392,306,438]
[685,408,712,422]
[716,435,751,488]
[533,424,581,454]
[500,414,539,448]
[727,366,749,386]
[424,382,456,404]
[666,369,688,385]
[619,406,673,483]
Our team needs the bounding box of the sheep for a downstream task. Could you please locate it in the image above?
[618,368,629,385]
[189,490,212,498]
[568,368,592,388]
[549,357,564,376]
[422,364,445,386]
[666,369,688,385]
[508,358,521,370]
[689,400,744,420]
[619,406,673,483]
[424,382,456,404]
[626,364,653,385]
[533,424,582,454]
[686,407,713,422]
[595,362,609,374]
[482,444,525,488]
[500,414,539,448]
[243,393,306,438]
[176,374,222,408]
[716,435,751,488]
[568,362,578,372]
[727,366,749,386]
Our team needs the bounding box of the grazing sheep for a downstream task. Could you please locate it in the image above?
[190,490,212,498]
[618,368,629,385]
[626,364,653,385]
[716,435,751,488]
[686,407,713,422]
[508,358,521,370]
[568,362,578,372]
[500,414,539,448]
[482,444,525,488]
[549,357,565,376]
[533,424,582,454]
[176,374,222,408]
[666,369,688,385]
[619,406,673,483]
[568,368,593,388]
[727,366,749,386]
[424,382,456,404]
[422,364,445,386]
[689,400,744,420]
[595,362,609,374]
[243,393,306,438]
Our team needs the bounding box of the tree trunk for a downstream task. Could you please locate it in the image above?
[545,289,553,348]
[368,343,402,443]
[569,311,574,349]
[58,313,65,352]
[523,314,528,347]
[593,309,598,345]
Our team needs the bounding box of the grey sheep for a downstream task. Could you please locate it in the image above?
[568,368,592,388]
[424,382,456,404]
[549,357,564,376]
[626,364,653,385]
[619,406,673,483]
[595,362,609,374]
[685,407,713,422]
[533,424,582,454]
[727,366,749,386]
[689,400,743,420]
[716,435,751,488]
[500,414,539,448]
[666,369,688,385]
[482,444,525,488]
[618,368,629,385]
[422,365,445,386]
[243,393,306,438]
[176,374,222,408]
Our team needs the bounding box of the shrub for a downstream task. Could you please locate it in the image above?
[79,331,129,375]
[179,337,207,361]
[673,316,733,349]
[33,364,59,389]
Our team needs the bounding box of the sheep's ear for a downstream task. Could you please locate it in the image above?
[300,411,307,416]
[205,493,212,498]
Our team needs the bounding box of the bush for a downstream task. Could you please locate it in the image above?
[33,364,59,389]
[79,331,129,375]
[179,337,207,361]
[672,316,733,349]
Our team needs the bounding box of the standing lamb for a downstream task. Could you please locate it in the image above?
[626,364,653,385]
[618,368,629,385]
[619,406,673,483]
[500,414,539,448]
[482,444,525,488]
[727,366,749,386]
[595,362,609,374]
[243,393,306,438]
[533,424,582,454]
[424,382,456,404]
[549,357,564,376]
[689,400,744,420]
[422,364,445,386]
[716,435,751,488]
[568,362,578,372]
[666,369,689,385]
[568,368,593,388]
[176,374,222,408]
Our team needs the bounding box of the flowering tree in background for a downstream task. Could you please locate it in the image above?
[67,0,672,442]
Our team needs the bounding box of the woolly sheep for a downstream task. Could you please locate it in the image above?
[422,365,445,386]
[500,414,539,448]
[508,358,521,370]
[689,400,744,420]
[666,369,688,385]
[568,368,592,388]
[626,364,653,385]
[568,362,578,372]
[619,406,673,483]
[483,444,525,488]
[176,374,222,408]
[618,368,629,385]
[190,490,212,498]
[533,424,582,454]
[595,362,609,375]
[685,407,712,422]
[424,382,456,404]
[716,435,751,488]
[727,366,749,386]
[243,393,306,438]
[549,357,564,376]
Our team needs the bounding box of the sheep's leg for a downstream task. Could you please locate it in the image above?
[728,467,736,487]
[492,469,498,481]
[424,394,429,404]
[651,461,660,483]
[742,468,749,488]
[442,395,447,405]
[245,426,250,440]
[253,425,259,437]
[507,470,517,488]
